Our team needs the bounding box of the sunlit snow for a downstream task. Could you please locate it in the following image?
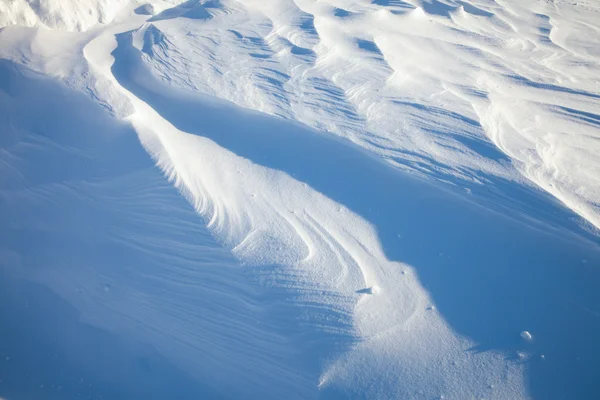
[1,1,599,399]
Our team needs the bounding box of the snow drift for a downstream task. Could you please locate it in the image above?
[1,0,600,399]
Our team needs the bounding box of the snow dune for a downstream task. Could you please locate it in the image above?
[1,59,348,399]
[0,0,186,31]
[135,0,600,231]
[1,0,600,399]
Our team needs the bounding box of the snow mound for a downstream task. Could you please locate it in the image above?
[132,0,600,233]
[0,0,184,31]
[2,0,600,399]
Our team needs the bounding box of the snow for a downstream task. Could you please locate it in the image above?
[135,4,156,16]
[520,331,533,342]
[358,285,380,295]
[1,0,600,399]
[131,0,600,232]
[0,0,184,31]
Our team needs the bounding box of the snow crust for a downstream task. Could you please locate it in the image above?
[1,0,600,399]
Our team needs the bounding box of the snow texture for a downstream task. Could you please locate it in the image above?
[1,0,600,399]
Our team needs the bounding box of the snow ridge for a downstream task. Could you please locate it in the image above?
[136,0,600,232]
[1,0,600,399]
[0,0,185,31]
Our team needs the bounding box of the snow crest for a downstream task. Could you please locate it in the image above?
[0,0,184,31]
[1,0,600,399]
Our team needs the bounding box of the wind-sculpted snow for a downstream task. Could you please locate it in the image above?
[135,0,600,232]
[0,0,189,31]
[1,1,600,399]
[0,59,354,399]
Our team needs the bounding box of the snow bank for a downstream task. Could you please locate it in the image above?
[1,0,600,399]
[135,0,600,233]
[0,0,184,31]
[107,29,600,398]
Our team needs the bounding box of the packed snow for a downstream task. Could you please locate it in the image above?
[1,0,599,399]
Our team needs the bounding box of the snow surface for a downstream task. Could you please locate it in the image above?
[1,0,600,399]
[0,0,184,31]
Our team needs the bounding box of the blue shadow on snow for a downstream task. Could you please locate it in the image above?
[109,31,600,400]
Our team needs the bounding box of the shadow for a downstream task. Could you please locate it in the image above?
[356,39,383,56]
[510,74,600,100]
[333,8,353,18]
[111,31,600,399]
[141,25,165,56]
[298,13,317,35]
[372,0,416,9]
[249,52,271,59]
[418,0,457,18]
[134,4,155,16]
[555,105,600,128]
[392,100,510,162]
[290,44,316,57]
[355,287,378,294]
[0,275,222,400]
[0,59,353,399]
[149,0,212,22]
[455,1,494,17]
[309,76,362,122]
[228,29,243,39]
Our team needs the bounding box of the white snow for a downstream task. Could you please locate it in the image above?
[0,0,183,31]
[1,0,600,399]
[520,330,533,342]
[128,0,600,233]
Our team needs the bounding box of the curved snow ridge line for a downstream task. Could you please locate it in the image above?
[3,1,600,398]
[83,26,531,398]
[107,29,418,327]
[85,18,367,325]
[119,51,380,318]
[0,0,189,32]
[21,174,323,398]
[0,60,336,398]
[469,72,600,232]
[84,6,597,398]
[138,0,600,234]
[133,0,514,196]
